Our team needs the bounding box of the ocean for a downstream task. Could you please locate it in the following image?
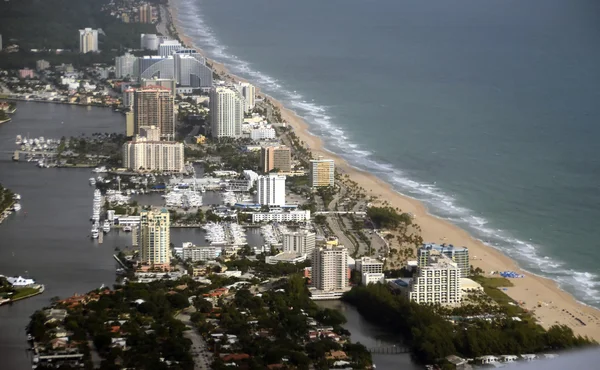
[172,0,600,307]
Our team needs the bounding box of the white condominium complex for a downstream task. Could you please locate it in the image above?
[237,82,256,113]
[283,230,316,256]
[310,158,335,187]
[158,40,183,57]
[140,209,171,267]
[418,243,470,278]
[133,86,175,140]
[355,257,384,274]
[115,53,137,78]
[312,246,348,291]
[408,254,462,305]
[256,174,286,206]
[122,137,184,173]
[79,28,98,53]
[210,86,244,138]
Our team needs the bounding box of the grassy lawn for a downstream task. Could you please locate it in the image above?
[471,275,529,318]
[11,287,40,300]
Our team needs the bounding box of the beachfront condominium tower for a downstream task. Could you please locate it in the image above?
[237,82,256,113]
[115,53,137,78]
[79,28,98,53]
[283,231,316,256]
[418,243,470,277]
[256,174,286,206]
[312,246,348,291]
[408,254,462,305]
[122,137,184,173]
[210,86,244,138]
[158,40,183,57]
[139,4,153,23]
[310,158,335,187]
[260,145,291,173]
[133,86,175,140]
[140,209,171,268]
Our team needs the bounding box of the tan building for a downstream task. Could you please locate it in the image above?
[311,245,348,291]
[139,125,161,141]
[141,78,176,96]
[78,28,98,53]
[140,209,170,268]
[133,87,175,140]
[310,158,335,187]
[122,137,184,173]
[260,145,291,173]
[139,4,153,23]
[125,111,134,137]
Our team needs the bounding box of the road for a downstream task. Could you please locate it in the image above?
[176,308,212,369]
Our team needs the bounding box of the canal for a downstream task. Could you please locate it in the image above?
[317,300,421,370]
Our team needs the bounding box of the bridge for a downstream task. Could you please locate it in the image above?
[367,345,410,354]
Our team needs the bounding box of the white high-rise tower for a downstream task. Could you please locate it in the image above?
[210,86,244,138]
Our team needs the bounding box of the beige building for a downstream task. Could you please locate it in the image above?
[355,257,383,274]
[139,4,153,23]
[311,245,348,291]
[310,158,335,187]
[140,209,170,267]
[408,254,462,305]
[122,137,184,173]
[210,86,244,138]
[125,111,135,137]
[141,78,176,96]
[79,28,98,53]
[237,82,255,113]
[133,87,175,140]
[283,230,316,256]
[139,125,161,141]
[260,145,291,173]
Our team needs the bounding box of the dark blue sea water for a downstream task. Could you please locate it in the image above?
[172,0,600,307]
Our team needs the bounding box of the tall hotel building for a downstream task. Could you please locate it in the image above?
[256,174,286,206]
[140,209,171,268]
[237,82,256,113]
[408,254,462,305]
[139,4,153,24]
[311,246,348,291]
[133,86,175,140]
[115,53,137,78]
[418,243,470,277]
[260,145,291,173]
[122,137,184,173]
[210,86,244,138]
[283,231,316,256]
[310,158,335,187]
[79,28,98,53]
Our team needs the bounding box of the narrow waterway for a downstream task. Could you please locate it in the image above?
[317,300,421,370]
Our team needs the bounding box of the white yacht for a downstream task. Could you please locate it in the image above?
[91,228,99,239]
[13,194,21,201]
[122,225,132,232]
[13,203,22,211]
[102,220,110,233]
[15,135,22,145]
[89,177,96,186]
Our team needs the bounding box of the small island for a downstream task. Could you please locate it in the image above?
[0,275,45,305]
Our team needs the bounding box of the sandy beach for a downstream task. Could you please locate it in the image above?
[165,0,600,341]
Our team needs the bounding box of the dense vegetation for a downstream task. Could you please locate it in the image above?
[366,206,413,229]
[0,183,15,212]
[343,284,596,365]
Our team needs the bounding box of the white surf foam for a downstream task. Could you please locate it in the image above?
[173,0,600,306]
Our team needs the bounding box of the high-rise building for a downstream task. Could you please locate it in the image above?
[260,145,291,173]
[408,254,462,305]
[140,34,160,50]
[139,125,161,141]
[140,209,171,267]
[158,40,183,57]
[123,88,136,109]
[36,60,50,71]
[142,78,177,96]
[79,28,98,53]
[256,174,286,206]
[283,231,316,256]
[122,137,184,173]
[174,52,213,88]
[355,257,384,274]
[418,243,469,278]
[237,82,255,113]
[133,87,175,140]
[115,53,137,78]
[125,111,135,137]
[310,158,335,187]
[210,86,244,138]
[139,4,153,23]
[312,246,348,291]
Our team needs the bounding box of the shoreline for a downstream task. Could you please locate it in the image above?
[165,0,600,341]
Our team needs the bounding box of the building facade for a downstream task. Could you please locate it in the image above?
[310,158,335,187]
[79,28,98,53]
[355,257,384,274]
[282,231,316,256]
[210,86,244,138]
[158,40,183,57]
[174,52,213,88]
[250,210,310,223]
[133,86,175,140]
[115,53,137,78]
[237,82,255,113]
[312,246,348,291]
[260,145,291,173]
[418,243,469,277]
[362,272,385,285]
[182,245,220,262]
[140,34,160,50]
[408,255,462,305]
[122,138,184,173]
[256,174,286,206]
[139,4,153,23]
[250,127,276,141]
[36,60,50,71]
[140,209,170,267]
[18,68,34,79]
